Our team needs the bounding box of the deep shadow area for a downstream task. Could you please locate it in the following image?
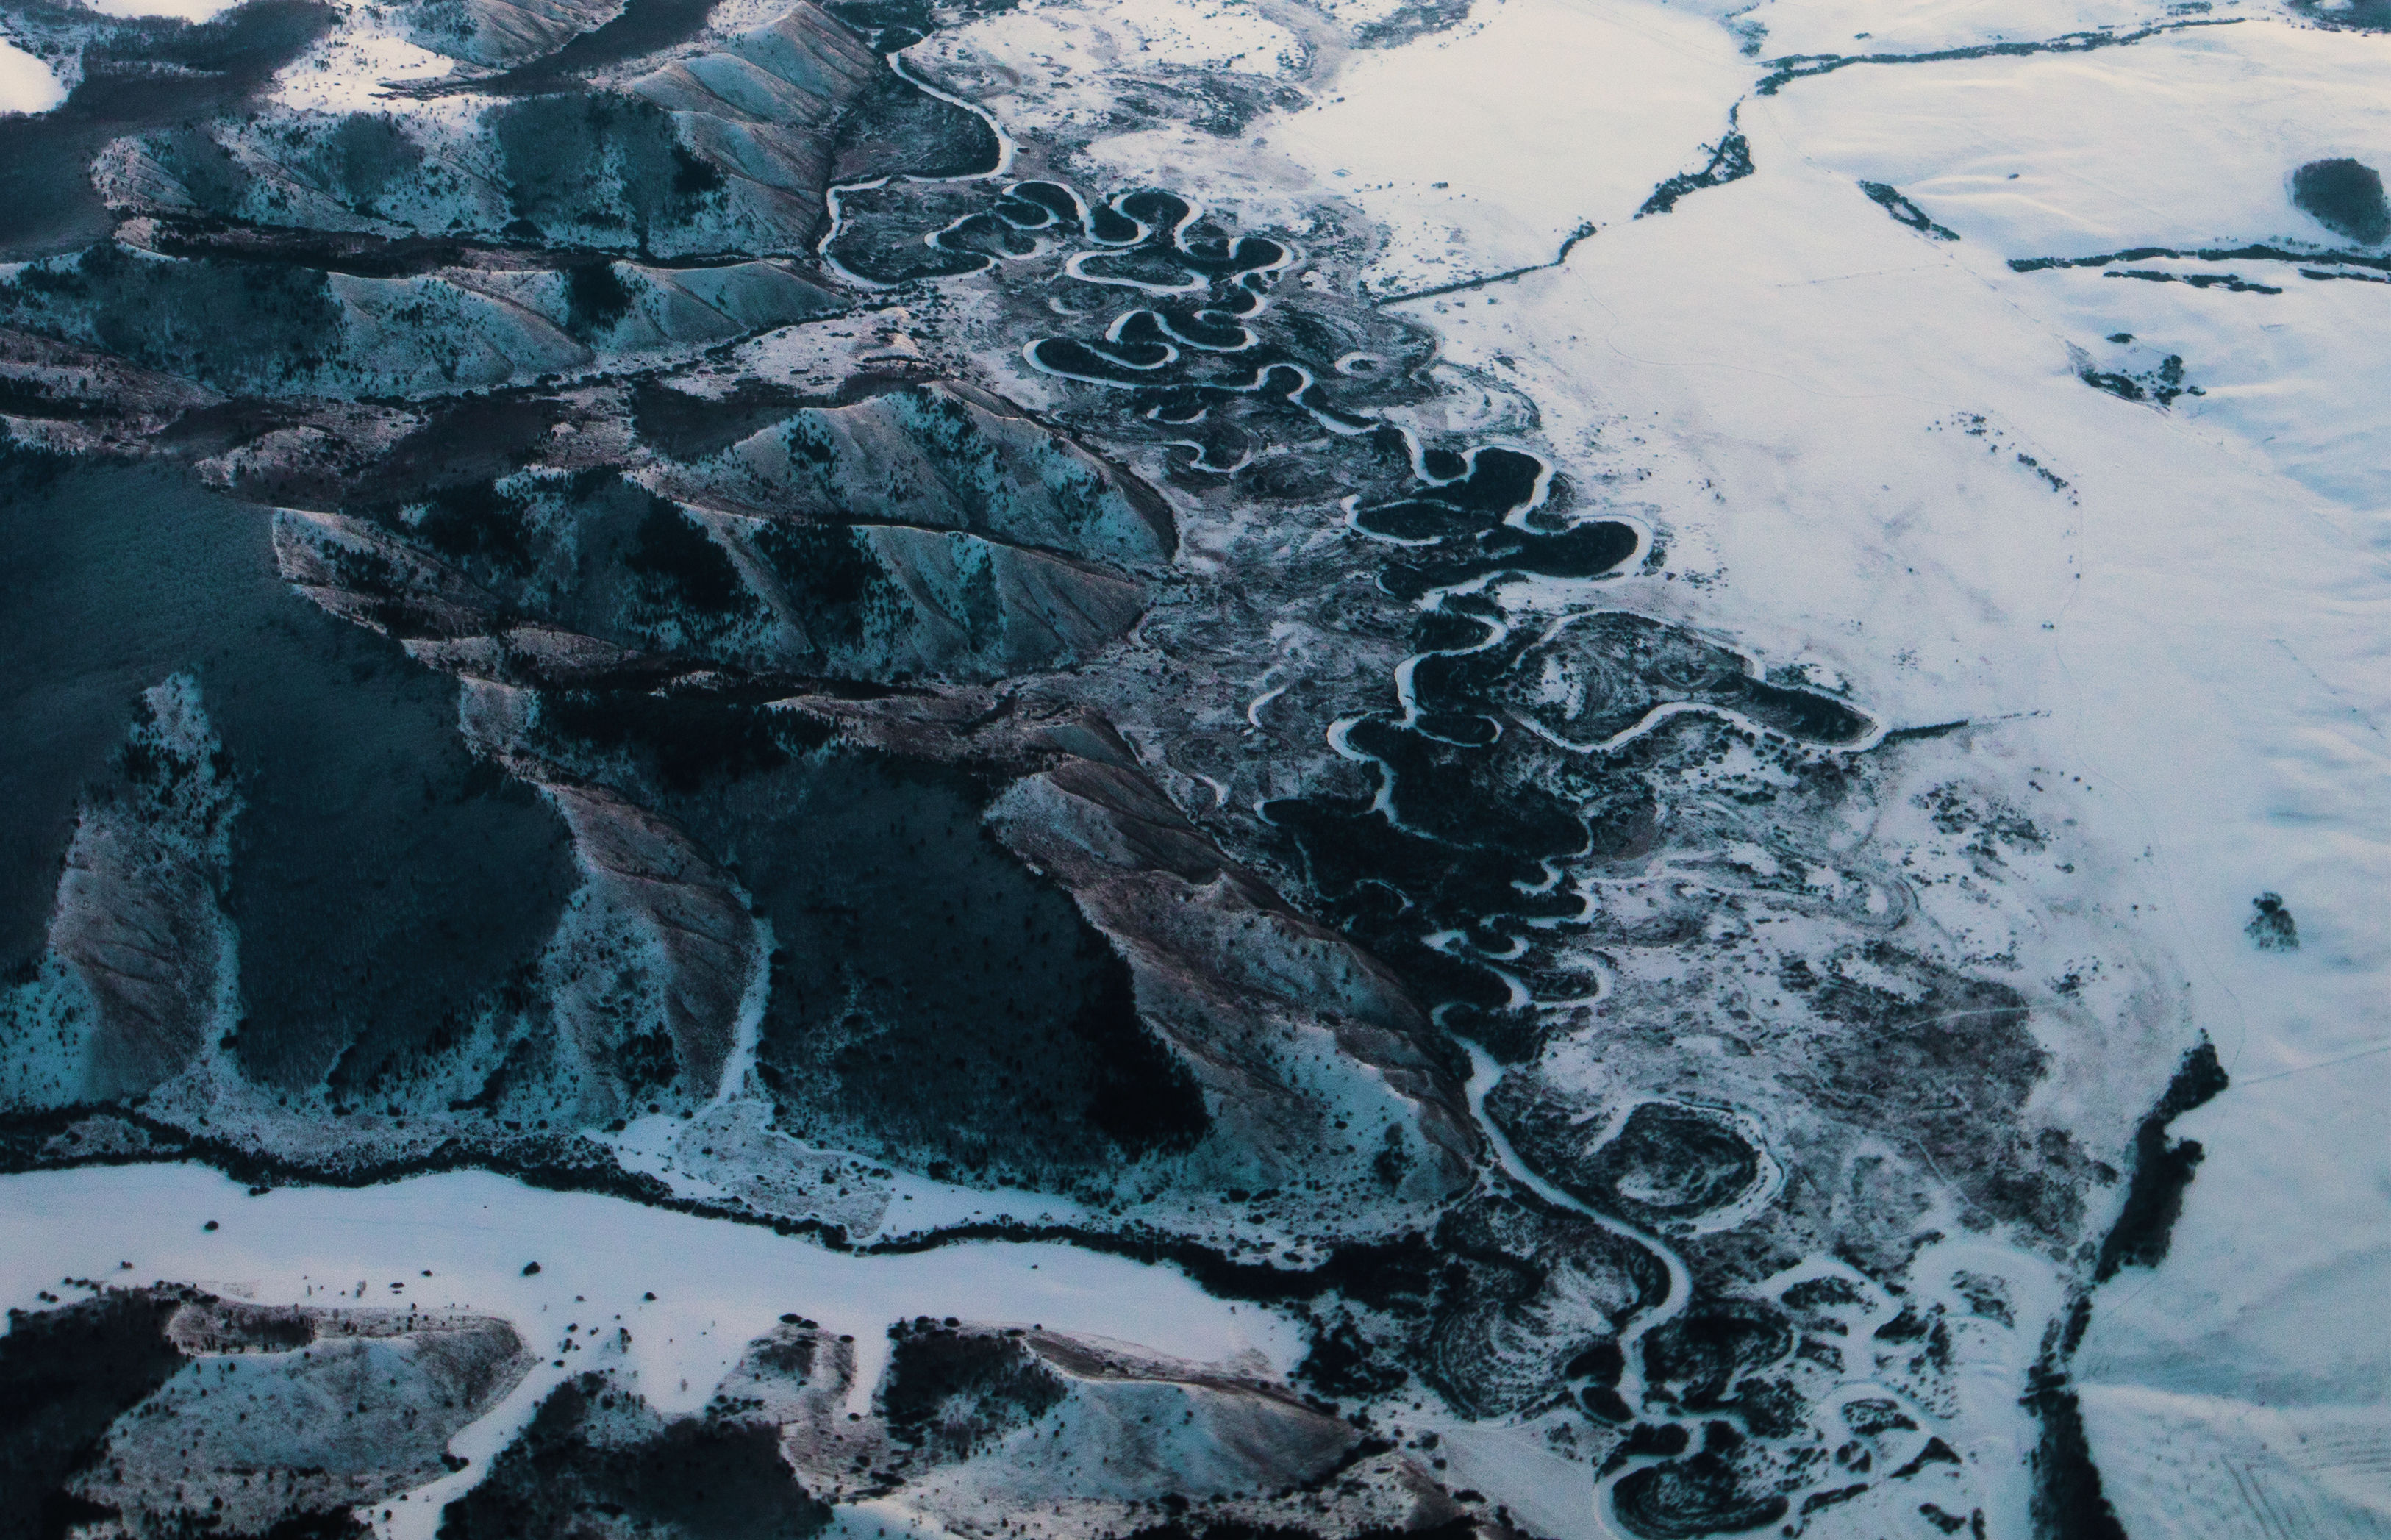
[2026,1362,2128,1540]
[632,379,807,461]
[0,0,332,259]
[881,1319,1065,1455]
[2092,1041,2227,1282]
[0,450,575,1089]
[823,0,1021,53]
[476,0,726,95]
[0,1289,190,1540]
[439,1372,829,1540]
[740,748,1212,1181]
[524,698,1209,1186]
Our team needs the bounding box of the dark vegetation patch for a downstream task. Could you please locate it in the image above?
[490,95,727,252]
[1859,182,1958,240]
[627,496,747,615]
[1261,631,1851,1055]
[2286,0,2391,30]
[631,379,805,461]
[1352,0,1479,49]
[749,523,902,650]
[1296,1313,1408,1400]
[737,751,1209,1181]
[611,495,773,653]
[2105,269,2279,294]
[473,0,731,93]
[346,398,569,509]
[2076,351,2198,408]
[1640,1299,1794,1415]
[158,399,303,456]
[0,375,112,421]
[1916,783,2043,861]
[0,243,345,392]
[518,709,1212,1186]
[823,0,1022,54]
[439,1373,828,1540]
[1265,728,1602,1056]
[138,223,479,282]
[829,60,1002,186]
[321,112,425,210]
[356,465,782,662]
[2092,1041,2227,1282]
[2285,161,2381,245]
[880,1319,1066,1455]
[1611,1451,1789,1539]
[221,626,576,1096]
[0,460,574,1067]
[2245,892,2298,952]
[2023,1367,2126,1540]
[0,0,334,259]
[815,179,995,284]
[1498,1100,1760,1226]
[1415,1197,1669,1419]
[400,479,537,570]
[2012,243,2391,276]
[534,687,809,795]
[0,1290,190,1540]
[564,262,637,339]
[1602,1420,1691,1474]
[1637,128,1754,218]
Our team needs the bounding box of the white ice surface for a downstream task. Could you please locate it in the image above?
[0,35,68,115]
[0,1164,1303,1540]
[1272,0,1751,293]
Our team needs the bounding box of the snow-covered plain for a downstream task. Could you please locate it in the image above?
[1262,0,2391,1530]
